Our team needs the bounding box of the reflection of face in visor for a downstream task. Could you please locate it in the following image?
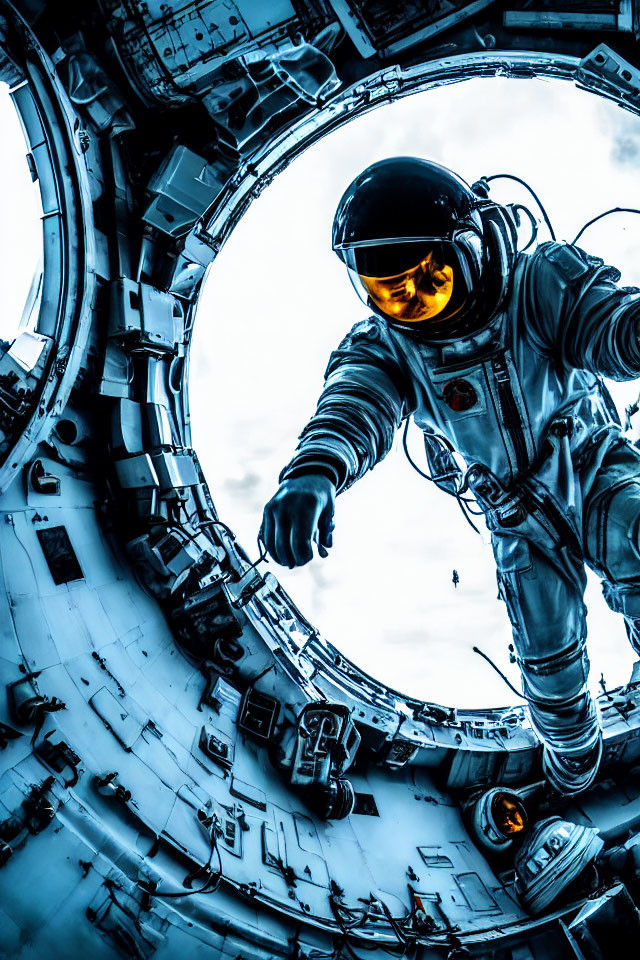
[346,234,483,338]
[360,249,454,324]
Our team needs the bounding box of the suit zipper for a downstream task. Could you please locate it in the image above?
[491,355,529,472]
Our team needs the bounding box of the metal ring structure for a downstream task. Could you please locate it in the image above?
[1,4,640,958]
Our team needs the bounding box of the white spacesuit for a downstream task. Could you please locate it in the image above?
[262,157,640,795]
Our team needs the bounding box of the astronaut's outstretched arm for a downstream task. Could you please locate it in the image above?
[524,241,640,380]
[261,317,416,567]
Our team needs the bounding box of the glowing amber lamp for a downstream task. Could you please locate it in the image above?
[491,791,527,837]
[360,250,454,323]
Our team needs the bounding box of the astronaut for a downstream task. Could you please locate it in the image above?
[261,156,640,796]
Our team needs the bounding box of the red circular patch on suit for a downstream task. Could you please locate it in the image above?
[441,378,478,412]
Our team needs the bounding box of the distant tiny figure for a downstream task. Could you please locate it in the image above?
[452,569,460,588]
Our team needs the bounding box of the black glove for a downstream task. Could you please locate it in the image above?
[261,474,335,568]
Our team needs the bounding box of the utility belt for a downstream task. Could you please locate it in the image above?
[467,427,583,556]
[464,465,527,529]
[425,416,582,553]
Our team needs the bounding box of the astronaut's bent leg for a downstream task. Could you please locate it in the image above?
[583,443,640,665]
[493,534,601,794]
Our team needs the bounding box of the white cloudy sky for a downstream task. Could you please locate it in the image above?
[5,76,640,708]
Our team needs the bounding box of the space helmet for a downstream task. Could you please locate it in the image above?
[514,817,603,915]
[332,156,518,341]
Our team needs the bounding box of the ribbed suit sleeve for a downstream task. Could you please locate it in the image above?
[278,316,417,493]
[521,241,640,380]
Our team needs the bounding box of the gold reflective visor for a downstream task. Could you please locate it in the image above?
[491,792,526,837]
[359,250,454,323]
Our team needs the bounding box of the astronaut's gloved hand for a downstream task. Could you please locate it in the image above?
[261,474,335,568]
